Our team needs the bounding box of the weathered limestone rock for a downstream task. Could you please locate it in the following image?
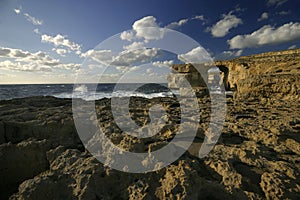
[215,48,300,95]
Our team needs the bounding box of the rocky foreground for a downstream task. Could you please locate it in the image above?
[0,49,300,199]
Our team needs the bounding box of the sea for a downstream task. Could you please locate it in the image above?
[0,83,175,101]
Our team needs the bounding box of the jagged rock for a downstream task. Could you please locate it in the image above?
[0,139,50,199]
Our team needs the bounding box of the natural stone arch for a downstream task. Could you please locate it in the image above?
[216,65,230,91]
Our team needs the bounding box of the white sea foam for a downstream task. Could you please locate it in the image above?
[74,85,88,93]
[54,89,174,101]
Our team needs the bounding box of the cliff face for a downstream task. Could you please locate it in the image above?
[215,48,300,99]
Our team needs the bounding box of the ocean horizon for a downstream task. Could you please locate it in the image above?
[0,83,173,101]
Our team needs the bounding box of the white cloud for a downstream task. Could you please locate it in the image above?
[81,47,161,67]
[267,0,288,6]
[34,28,41,35]
[0,46,80,72]
[14,7,21,14]
[192,15,206,25]
[277,10,290,15]
[81,49,113,65]
[217,50,243,59]
[152,60,174,68]
[123,41,145,50]
[258,12,269,22]
[228,22,300,49]
[112,48,161,66]
[192,15,205,21]
[52,48,68,56]
[0,60,51,72]
[288,45,297,49]
[235,49,243,56]
[120,16,165,42]
[41,34,81,52]
[224,50,243,57]
[133,16,159,29]
[120,31,135,41]
[57,63,81,71]
[132,16,164,41]
[24,13,43,25]
[0,47,57,64]
[207,12,242,37]
[178,47,212,63]
[165,18,188,29]
[16,51,60,66]
[116,66,140,73]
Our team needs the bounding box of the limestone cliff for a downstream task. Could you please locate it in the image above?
[215,48,300,99]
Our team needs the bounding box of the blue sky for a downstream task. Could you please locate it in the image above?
[0,0,299,83]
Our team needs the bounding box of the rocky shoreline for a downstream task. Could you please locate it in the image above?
[1,49,300,199]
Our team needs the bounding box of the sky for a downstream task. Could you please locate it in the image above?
[0,0,300,84]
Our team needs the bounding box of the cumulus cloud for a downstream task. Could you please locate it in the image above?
[81,49,114,65]
[57,63,81,71]
[52,48,68,56]
[258,12,269,22]
[41,34,81,53]
[0,60,51,72]
[0,60,80,72]
[0,47,12,57]
[112,48,161,66]
[0,47,56,64]
[152,60,174,68]
[123,41,145,50]
[132,16,164,41]
[24,13,43,25]
[178,47,212,63]
[15,51,60,66]
[116,66,140,73]
[228,22,300,49]
[81,48,161,67]
[120,14,206,50]
[0,46,80,72]
[207,12,242,37]
[267,0,288,6]
[165,19,188,29]
[120,16,165,42]
[120,31,135,41]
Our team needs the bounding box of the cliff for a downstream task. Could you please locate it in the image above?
[215,48,300,99]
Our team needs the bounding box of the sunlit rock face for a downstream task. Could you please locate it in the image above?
[215,48,300,99]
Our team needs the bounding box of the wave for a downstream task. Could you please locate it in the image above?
[54,90,174,100]
[52,84,174,100]
[73,84,88,93]
[0,84,175,101]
